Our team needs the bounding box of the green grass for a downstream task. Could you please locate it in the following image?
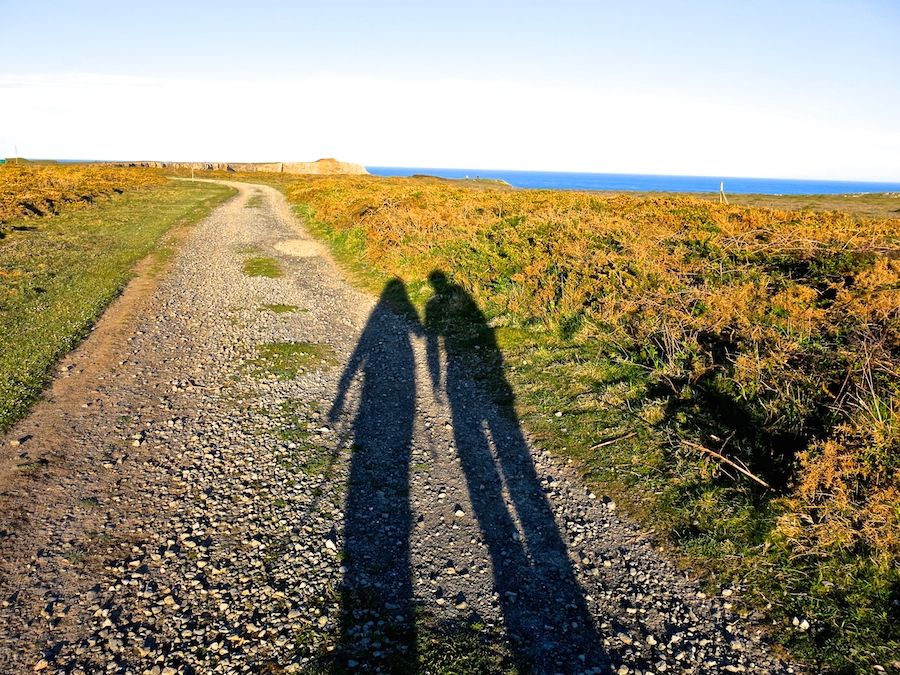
[85,531,113,542]
[489,314,900,673]
[259,303,302,313]
[0,179,235,433]
[16,458,48,472]
[297,451,334,477]
[247,341,336,380]
[292,203,393,294]
[242,255,283,278]
[245,192,266,208]
[257,399,316,444]
[65,548,90,564]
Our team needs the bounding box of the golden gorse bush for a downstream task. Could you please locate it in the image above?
[288,175,900,569]
[0,164,165,228]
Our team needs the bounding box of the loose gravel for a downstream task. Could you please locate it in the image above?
[0,181,798,674]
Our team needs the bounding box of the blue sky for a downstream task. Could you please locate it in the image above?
[1,0,898,180]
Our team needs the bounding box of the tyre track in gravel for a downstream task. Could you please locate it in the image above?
[0,180,798,674]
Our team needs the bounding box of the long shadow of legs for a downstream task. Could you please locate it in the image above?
[328,280,420,671]
[425,271,607,674]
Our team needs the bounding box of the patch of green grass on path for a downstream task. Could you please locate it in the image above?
[248,341,336,380]
[244,192,265,208]
[0,179,235,433]
[242,255,283,278]
[259,303,303,314]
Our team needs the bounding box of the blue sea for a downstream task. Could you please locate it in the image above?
[366,167,900,196]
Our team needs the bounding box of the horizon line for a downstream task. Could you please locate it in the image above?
[6,158,899,186]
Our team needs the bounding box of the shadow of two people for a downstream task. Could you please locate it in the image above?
[327,272,605,673]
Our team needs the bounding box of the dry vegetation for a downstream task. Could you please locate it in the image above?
[286,175,900,672]
[0,164,165,231]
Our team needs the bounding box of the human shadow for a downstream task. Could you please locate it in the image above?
[328,279,420,671]
[425,271,607,673]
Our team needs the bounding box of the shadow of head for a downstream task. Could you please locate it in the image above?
[428,270,449,292]
[380,277,419,323]
[426,270,485,338]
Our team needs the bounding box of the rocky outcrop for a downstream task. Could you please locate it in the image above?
[116,158,368,175]
[281,159,368,175]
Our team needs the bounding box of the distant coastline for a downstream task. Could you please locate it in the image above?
[367,167,900,196]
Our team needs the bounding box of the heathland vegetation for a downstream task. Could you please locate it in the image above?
[284,175,900,673]
[0,164,235,432]
[0,164,166,230]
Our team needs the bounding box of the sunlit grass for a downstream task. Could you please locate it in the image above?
[259,303,302,314]
[0,179,235,432]
[242,255,283,278]
[247,341,336,380]
[245,192,265,208]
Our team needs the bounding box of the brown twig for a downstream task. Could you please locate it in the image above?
[682,440,771,489]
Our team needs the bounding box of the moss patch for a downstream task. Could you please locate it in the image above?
[248,341,335,380]
[259,303,303,314]
[242,255,283,278]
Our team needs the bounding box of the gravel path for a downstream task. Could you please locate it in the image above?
[0,181,797,675]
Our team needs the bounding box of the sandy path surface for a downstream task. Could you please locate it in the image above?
[0,181,796,674]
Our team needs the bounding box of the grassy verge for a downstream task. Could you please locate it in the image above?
[0,179,235,433]
[281,175,900,674]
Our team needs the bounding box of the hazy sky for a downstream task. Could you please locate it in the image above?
[1,0,898,180]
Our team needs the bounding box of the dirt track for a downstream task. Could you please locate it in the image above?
[0,181,796,674]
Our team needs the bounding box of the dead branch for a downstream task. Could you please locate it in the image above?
[682,440,771,489]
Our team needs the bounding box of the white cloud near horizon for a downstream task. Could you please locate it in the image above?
[2,72,899,182]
